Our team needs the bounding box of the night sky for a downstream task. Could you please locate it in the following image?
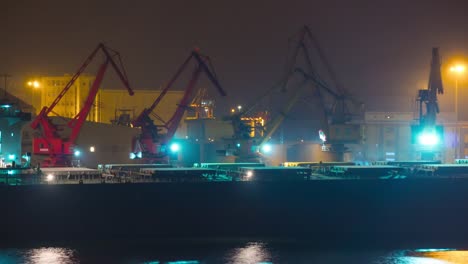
[3,0,468,114]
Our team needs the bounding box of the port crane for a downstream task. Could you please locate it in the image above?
[287,26,363,155]
[226,25,362,162]
[131,49,227,163]
[413,48,444,160]
[30,43,134,167]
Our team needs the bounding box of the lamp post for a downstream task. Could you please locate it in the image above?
[449,64,466,160]
[449,64,465,121]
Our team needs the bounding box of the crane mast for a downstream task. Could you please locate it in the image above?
[30,43,134,167]
[418,48,444,127]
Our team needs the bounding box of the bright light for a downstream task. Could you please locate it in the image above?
[450,64,466,73]
[129,153,136,159]
[261,144,272,153]
[74,150,81,157]
[27,80,41,88]
[418,132,440,146]
[89,146,95,152]
[29,247,75,263]
[319,129,327,142]
[237,105,242,111]
[137,151,142,158]
[46,174,55,181]
[236,143,241,148]
[8,154,15,160]
[246,170,253,178]
[170,143,180,152]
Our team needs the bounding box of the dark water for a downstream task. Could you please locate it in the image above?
[1,243,467,264]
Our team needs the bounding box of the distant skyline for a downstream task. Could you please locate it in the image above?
[3,0,468,113]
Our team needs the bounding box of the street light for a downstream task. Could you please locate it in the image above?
[449,64,466,160]
[449,64,465,121]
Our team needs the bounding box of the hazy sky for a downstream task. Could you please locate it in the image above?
[3,0,468,112]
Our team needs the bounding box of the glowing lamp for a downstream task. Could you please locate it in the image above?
[261,144,272,153]
[170,143,180,153]
[418,132,440,146]
[46,174,55,181]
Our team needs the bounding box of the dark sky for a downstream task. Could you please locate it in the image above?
[3,0,468,113]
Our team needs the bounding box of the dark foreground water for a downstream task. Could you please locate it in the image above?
[1,242,467,264]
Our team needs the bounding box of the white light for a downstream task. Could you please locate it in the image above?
[246,170,253,178]
[237,105,242,111]
[74,150,81,157]
[418,133,439,146]
[46,174,55,181]
[129,153,136,159]
[261,144,272,153]
[170,143,180,152]
[89,146,95,152]
[319,130,327,142]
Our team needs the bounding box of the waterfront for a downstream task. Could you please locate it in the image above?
[1,243,468,263]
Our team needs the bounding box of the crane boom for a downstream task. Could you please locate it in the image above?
[258,80,307,146]
[67,60,109,143]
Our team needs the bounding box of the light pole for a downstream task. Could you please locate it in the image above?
[450,64,465,121]
[449,64,466,159]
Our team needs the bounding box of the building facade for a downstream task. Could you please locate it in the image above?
[35,75,98,121]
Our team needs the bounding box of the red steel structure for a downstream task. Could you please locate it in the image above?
[30,43,134,167]
[131,49,226,163]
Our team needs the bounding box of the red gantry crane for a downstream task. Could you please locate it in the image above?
[131,49,227,163]
[30,43,134,167]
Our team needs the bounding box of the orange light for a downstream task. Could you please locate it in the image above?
[450,65,466,74]
[27,80,41,88]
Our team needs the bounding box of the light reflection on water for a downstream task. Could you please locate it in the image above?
[225,242,272,264]
[2,245,468,263]
[0,247,77,264]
